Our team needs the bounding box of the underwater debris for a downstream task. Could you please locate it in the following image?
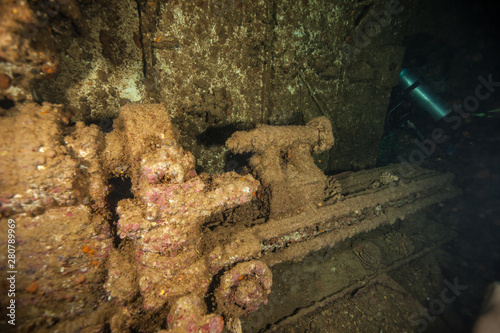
[0,102,462,332]
[370,171,400,188]
[97,104,260,311]
[226,116,334,217]
[0,102,263,330]
[215,260,272,318]
[384,231,415,256]
[163,295,224,333]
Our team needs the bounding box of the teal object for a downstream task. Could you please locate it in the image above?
[399,68,451,121]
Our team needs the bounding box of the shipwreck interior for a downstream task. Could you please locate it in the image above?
[1,0,499,332]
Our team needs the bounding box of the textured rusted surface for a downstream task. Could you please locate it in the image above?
[226,117,334,217]
[163,295,224,333]
[216,260,272,317]
[0,103,259,331]
[207,164,462,269]
[1,0,410,173]
[0,102,461,332]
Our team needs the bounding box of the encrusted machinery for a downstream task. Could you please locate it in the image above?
[226,116,334,218]
[0,103,461,332]
[207,163,460,268]
[215,120,462,275]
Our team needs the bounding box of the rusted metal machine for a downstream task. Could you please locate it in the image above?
[0,103,461,332]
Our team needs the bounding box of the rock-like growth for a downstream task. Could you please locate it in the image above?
[0,103,262,331]
[102,104,260,310]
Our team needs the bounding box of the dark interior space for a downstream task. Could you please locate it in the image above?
[376,0,500,331]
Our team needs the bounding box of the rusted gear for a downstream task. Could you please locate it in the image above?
[215,260,272,318]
